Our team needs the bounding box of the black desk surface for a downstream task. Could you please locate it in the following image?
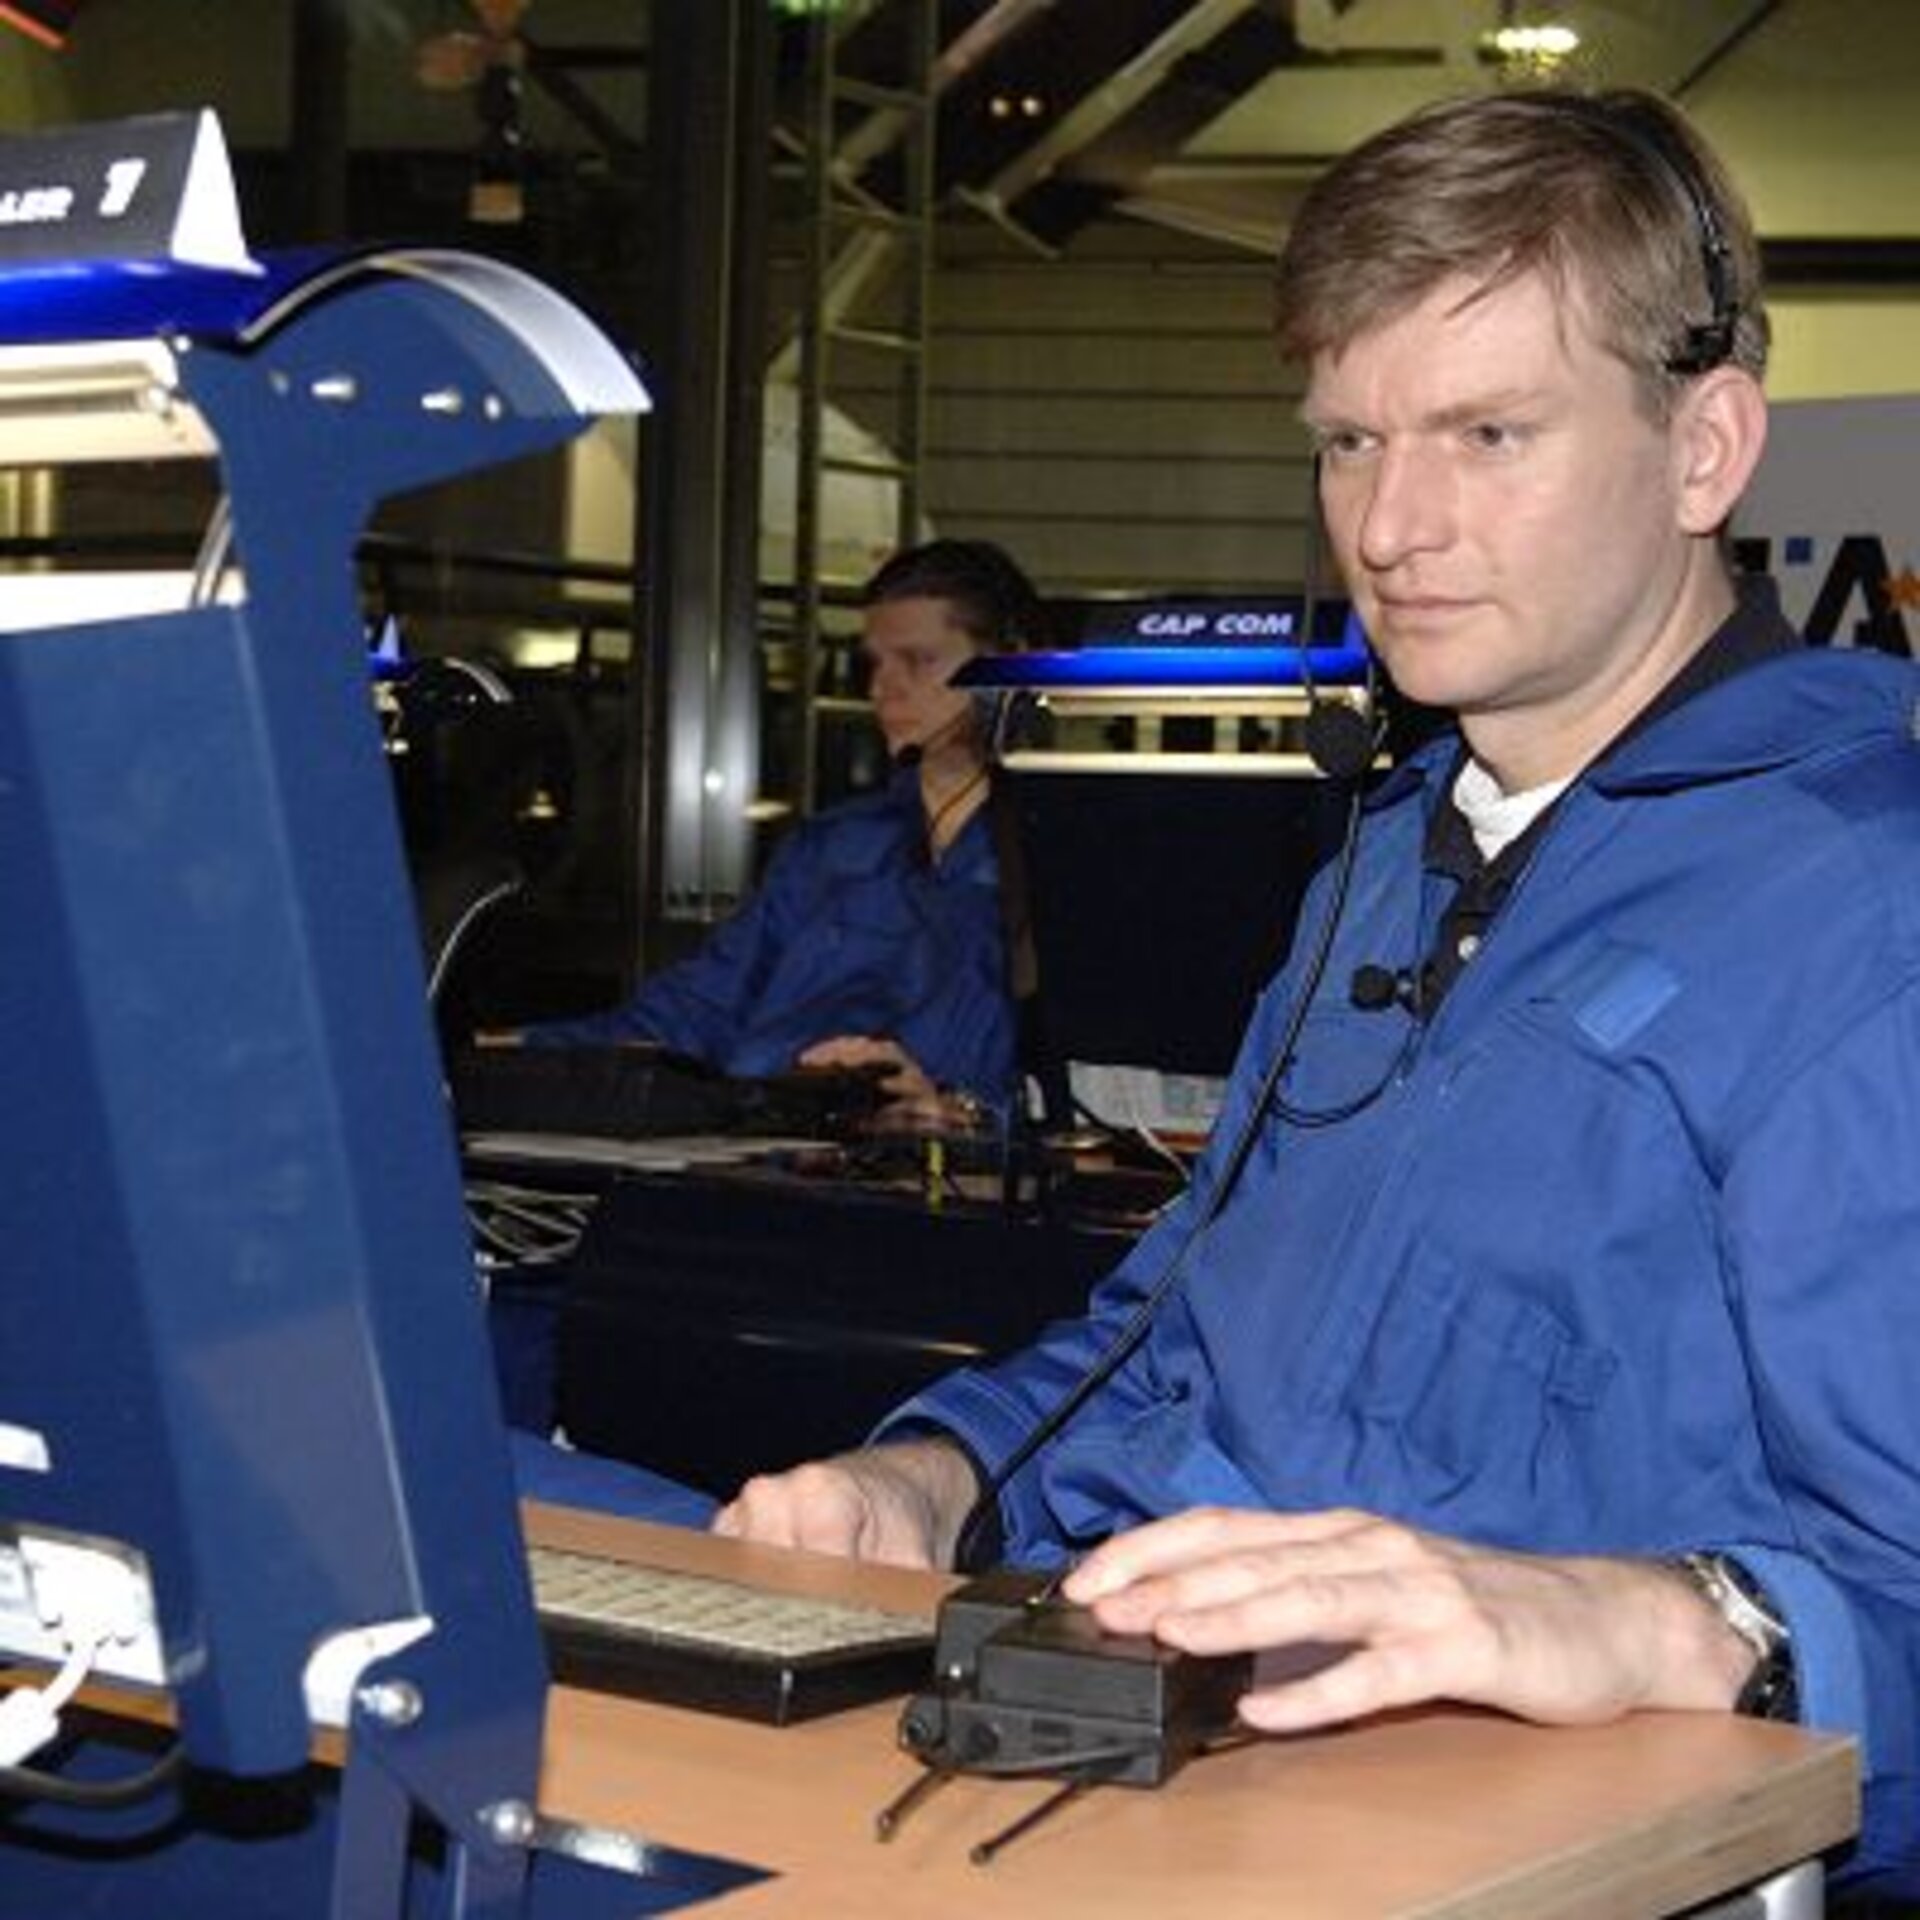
[543,1157,1139,1498]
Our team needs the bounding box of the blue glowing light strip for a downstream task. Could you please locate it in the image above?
[957,637,1369,692]
[0,247,347,347]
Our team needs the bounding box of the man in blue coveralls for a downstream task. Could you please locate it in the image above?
[516,537,1045,1125]
[714,88,1920,1898]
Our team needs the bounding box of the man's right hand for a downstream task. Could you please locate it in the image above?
[710,1439,979,1570]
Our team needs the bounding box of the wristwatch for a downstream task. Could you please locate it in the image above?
[1676,1552,1799,1721]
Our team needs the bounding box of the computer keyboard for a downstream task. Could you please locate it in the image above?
[528,1545,935,1725]
[450,1046,892,1144]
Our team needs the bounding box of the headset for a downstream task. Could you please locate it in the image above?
[1529,90,1743,378]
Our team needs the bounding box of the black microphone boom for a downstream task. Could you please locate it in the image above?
[1293,453,1381,784]
[891,693,1000,772]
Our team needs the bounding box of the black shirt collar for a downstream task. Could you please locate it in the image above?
[1415,575,1799,1007]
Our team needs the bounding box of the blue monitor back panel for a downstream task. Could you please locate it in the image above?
[0,594,543,1781]
[0,194,652,1913]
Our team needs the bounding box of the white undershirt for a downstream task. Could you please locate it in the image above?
[1452,756,1573,862]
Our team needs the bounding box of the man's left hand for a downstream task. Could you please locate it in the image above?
[798,1034,979,1129]
[1061,1506,1757,1732]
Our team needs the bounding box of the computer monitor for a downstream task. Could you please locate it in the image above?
[957,589,1364,1116]
[1009,767,1348,1089]
[0,118,656,1915]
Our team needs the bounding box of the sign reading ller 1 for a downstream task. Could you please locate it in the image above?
[0,107,255,271]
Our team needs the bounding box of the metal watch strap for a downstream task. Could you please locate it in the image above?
[1677,1552,1799,1721]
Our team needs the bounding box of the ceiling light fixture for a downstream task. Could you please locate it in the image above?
[1478,13,1581,79]
[1490,23,1580,59]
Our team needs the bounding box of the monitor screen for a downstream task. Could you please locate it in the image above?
[1009,768,1348,1082]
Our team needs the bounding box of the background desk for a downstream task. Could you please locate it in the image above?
[547,1163,1132,1493]
[527,1506,1860,1919]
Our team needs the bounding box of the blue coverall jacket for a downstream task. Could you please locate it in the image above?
[886,635,1920,1892]
[529,770,1016,1105]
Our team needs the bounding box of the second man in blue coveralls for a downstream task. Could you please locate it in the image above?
[521,539,1045,1126]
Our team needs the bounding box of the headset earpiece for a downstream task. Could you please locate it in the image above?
[1534,91,1741,377]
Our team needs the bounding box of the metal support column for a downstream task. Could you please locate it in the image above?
[633,0,773,965]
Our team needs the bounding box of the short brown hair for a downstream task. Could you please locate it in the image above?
[860,538,1050,651]
[1274,87,1768,404]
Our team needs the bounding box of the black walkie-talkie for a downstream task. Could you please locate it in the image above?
[876,1569,1253,1864]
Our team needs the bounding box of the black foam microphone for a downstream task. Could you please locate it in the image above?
[1348,962,1426,1015]
[1304,696,1379,782]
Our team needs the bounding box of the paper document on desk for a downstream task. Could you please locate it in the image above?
[463,1132,823,1172]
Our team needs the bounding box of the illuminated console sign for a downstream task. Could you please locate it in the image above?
[0,108,252,271]
[1135,609,1299,641]
[1078,596,1342,649]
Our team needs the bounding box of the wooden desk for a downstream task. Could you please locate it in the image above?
[524,1506,1860,1919]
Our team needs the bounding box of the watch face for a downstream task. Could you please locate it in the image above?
[1735,1645,1799,1721]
